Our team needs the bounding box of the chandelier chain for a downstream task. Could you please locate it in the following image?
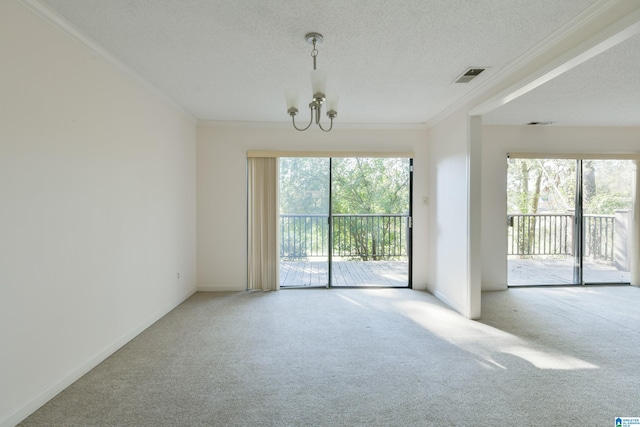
[311,38,318,70]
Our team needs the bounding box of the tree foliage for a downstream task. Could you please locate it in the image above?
[507,158,575,214]
[507,158,635,260]
[507,158,634,215]
[332,158,409,214]
[279,157,410,261]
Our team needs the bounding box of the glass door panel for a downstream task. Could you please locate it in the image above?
[507,158,577,286]
[508,157,636,286]
[279,158,330,288]
[582,160,634,284]
[330,158,411,287]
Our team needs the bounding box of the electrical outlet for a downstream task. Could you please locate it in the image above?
[423,196,429,205]
[176,272,181,280]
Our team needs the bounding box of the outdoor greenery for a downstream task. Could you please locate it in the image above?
[279,157,410,261]
[507,158,634,215]
[507,158,635,259]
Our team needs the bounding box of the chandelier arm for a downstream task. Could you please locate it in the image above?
[318,117,333,132]
[292,108,314,131]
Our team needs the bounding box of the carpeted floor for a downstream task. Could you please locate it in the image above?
[20,286,640,426]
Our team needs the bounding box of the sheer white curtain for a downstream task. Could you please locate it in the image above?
[247,157,279,291]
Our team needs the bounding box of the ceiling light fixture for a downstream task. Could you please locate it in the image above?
[525,121,555,126]
[286,32,338,132]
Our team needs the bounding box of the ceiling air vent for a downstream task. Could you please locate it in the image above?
[525,121,555,126]
[454,68,486,83]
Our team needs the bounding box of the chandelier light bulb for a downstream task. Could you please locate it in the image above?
[326,94,339,118]
[311,70,327,98]
[285,90,299,115]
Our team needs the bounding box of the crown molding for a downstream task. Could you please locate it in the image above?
[197,120,429,130]
[17,0,196,124]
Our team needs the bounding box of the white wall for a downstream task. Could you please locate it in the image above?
[197,125,429,291]
[427,110,481,319]
[0,2,197,425]
[481,125,640,290]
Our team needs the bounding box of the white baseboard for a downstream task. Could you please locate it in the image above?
[431,289,469,319]
[1,288,196,427]
[482,283,509,291]
[197,284,246,292]
[411,281,428,291]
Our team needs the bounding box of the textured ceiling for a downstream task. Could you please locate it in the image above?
[483,31,640,126]
[37,0,636,126]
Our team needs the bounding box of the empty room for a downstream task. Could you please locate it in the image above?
[2,0,640,426]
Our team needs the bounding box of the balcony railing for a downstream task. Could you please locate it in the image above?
[508,212,629,264]
[280,214,409,261]
[281,211,628,266]
[508,214,573,256]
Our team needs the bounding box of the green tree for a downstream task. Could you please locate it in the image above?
[507,158,575,257]
[279,157,410,261]
[582,160,634,214]
[332,158,409,260]
[332,158,409,214]
[279,158,329,215]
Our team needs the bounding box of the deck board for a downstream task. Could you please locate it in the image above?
[508,257,630,286]
[280,259,408,287]
[280,257,630,288]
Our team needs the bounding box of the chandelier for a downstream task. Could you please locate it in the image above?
[286,32,338,132]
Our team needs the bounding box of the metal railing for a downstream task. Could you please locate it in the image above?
[507,213,616,262]
[584,214,615,261]
[508,214,573,256]
[280,214,329,259]
[280,214,409,260]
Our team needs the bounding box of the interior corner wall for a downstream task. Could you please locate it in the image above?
[196,126,429,292]
[481,125,640,291]
[0,1,197,425]
[427,110,479,319]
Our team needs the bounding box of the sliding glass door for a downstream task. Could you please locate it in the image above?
[279,158,330,287]
[582,160,634,284]
[279,157,412,288]
[507,157,635,286]
[331,158,411,287]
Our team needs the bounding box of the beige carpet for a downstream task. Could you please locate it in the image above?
[20,286,640,426]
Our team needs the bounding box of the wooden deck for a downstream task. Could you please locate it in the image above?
[280,257,630,288]
[508,257,630,286]
[280,258,408,287]
[280,258,631,288]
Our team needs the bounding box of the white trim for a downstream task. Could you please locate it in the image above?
[197,120,429,130]
[17,0,196,124]
[432,290,469,319]
[247,150,415,159]
[467,115,482,320]
[197,284,247,292]
[470,7,640,117]
[2,288,196,427]
[508,152,640,160]
[632,160,640,287]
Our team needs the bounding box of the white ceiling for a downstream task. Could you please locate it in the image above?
[35,0,640,126]
[483,31,640,126]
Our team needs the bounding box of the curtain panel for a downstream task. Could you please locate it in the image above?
[247,157,279,291]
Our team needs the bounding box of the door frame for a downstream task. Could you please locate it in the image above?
[279,155,413,289]
[506,154,637,287]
